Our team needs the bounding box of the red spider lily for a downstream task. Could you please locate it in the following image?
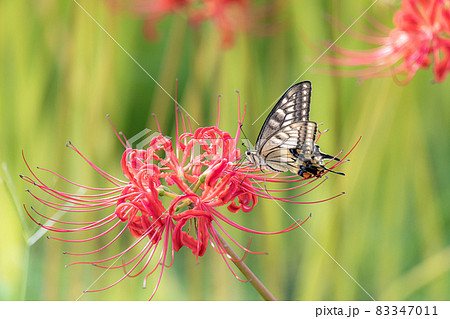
[21,90,357,300]
[324,0,450,83]
[109,0,256,47]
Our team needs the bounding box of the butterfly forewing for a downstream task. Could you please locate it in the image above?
[294,121,318,153]
[255,81,312,151]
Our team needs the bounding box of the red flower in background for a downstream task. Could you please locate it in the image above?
[325,0,450,83]
[109,0,257,47]
[21,91,354,300]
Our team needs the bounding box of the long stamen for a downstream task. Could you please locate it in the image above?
[22,84,358,301]
[174,79,179,158]
[106,114,127,149]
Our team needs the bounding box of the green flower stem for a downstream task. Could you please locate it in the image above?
[187,172,275,300]
[215,232,277,301]
[192,172,207,194]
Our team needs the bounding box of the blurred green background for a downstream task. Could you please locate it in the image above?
[1,0,449,301]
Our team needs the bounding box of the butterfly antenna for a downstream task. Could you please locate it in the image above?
[239,124,252,151]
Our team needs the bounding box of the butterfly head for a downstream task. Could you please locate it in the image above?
[245,149,262,168]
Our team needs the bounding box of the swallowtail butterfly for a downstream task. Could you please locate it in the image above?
[246,81,343,178]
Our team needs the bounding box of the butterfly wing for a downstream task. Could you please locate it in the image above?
[258,121,319,173]
[255,81,312,151]
[249,81,342,176]
[253,81,319,173]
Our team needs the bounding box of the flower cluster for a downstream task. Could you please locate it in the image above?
[109,0,260,47]
[21,96,354,300]
[325,0,450,83]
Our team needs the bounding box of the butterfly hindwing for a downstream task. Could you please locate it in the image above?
[258,121,318,172]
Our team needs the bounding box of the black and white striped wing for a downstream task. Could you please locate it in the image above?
[258,121,318,172]
[249,81,343,177]
[255,81,312,151]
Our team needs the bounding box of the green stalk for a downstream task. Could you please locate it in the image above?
[215,232,277,301]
